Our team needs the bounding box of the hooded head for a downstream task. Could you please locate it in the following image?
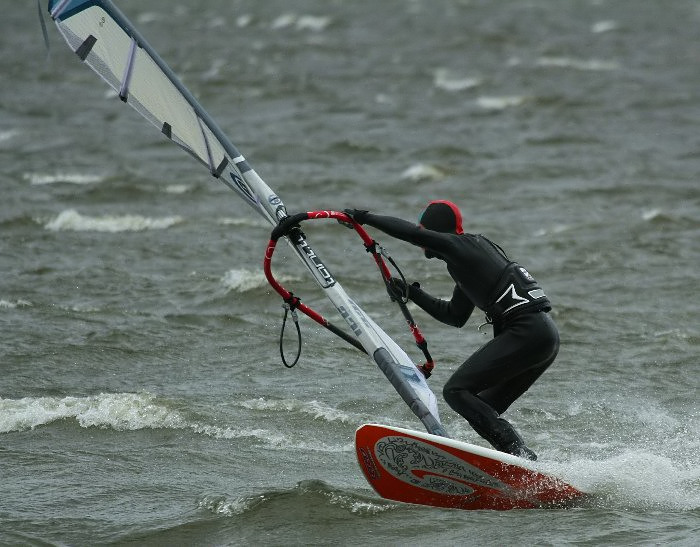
[418,200,463,259]
[419,200,464,234]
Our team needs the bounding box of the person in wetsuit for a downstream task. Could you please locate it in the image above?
[345,201,559,460]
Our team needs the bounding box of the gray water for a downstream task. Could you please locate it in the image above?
[1,1,699,545]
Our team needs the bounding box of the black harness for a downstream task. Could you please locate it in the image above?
[483,262,551,324]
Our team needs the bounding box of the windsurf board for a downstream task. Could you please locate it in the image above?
[355,423,585,511]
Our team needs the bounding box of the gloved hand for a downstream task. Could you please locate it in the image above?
[386,277,408,300]
[387,278,419,301]
[343,208,370,225]
[270,212,308,240]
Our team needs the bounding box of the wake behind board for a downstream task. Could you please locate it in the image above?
[355,424,585,511]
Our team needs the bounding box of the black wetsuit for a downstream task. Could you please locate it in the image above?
[360,213,558,458]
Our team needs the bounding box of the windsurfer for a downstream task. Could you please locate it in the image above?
[343,201,558,461]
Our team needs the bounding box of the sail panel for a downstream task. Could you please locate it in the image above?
[49,0,259,208]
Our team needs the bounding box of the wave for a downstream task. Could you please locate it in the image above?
[536,56,620,71]
[400,163,448,182]
[476,95,528,111]
[43,209,183,232]
[433,68,482,92]
[221,268,299,293]
[24,172,106,185]
[164,183,195,194]
[641,208,700,227]
[0,392,352,452]
[240,397,356,424]
[0,299,32,309]
[0,392,186,434]
[198,479,396,518]
[270,14,333,32]
[591,20,619,34]
[221,268,271,293]
[0,129,19,144]
[0,393,362,433]
[217,216,270,228]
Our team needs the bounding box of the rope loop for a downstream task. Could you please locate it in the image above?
[280,299,302,368]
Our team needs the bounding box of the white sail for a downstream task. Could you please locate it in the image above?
[47,0,447,437]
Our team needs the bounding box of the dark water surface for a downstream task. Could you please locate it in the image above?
[1,1,698,545]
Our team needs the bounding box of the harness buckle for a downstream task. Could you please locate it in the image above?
[478,314,493,332]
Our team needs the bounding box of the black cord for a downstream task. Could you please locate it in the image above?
[280,303,302,368]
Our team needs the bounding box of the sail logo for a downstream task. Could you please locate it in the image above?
[298,238,335,287]
[339,306,362,336]
[348,299,374,332]
[228,171,257,205]
[269,195,288,221]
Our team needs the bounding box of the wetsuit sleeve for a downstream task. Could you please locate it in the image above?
[360,212,473,325]
[361,213,456,255]
[409,283,474,328]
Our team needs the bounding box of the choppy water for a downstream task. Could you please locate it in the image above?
[2,1,699,545]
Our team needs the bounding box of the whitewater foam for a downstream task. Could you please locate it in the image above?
[221,268,299,293]
[400,163,447,182]
[44,209,183,232]
[433,68,482,92]
[0,392,186,433]
[270,13,332,32]
[0,393,351,452]
[476,95,528,111]
[0,299,32,309]
[0,129,19,143]
[536,56,620,71]
[25,172,105,185]
[240,397,355,424]
[549,450,700,511]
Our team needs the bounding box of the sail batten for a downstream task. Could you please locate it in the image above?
[118,37,137,101]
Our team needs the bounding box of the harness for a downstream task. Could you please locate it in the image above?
[483,262,551,325]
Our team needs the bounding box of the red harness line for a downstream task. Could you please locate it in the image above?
[263,210,434,377]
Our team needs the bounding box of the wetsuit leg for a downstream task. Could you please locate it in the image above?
[478,353,554,414]
[442,312,559,458]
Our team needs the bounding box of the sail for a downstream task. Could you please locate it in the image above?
[48,0,267,220]
[47,0,447,437]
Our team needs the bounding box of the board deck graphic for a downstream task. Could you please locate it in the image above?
[355,424,585,510]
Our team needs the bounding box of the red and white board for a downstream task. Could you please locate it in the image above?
[355,423,585,511]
